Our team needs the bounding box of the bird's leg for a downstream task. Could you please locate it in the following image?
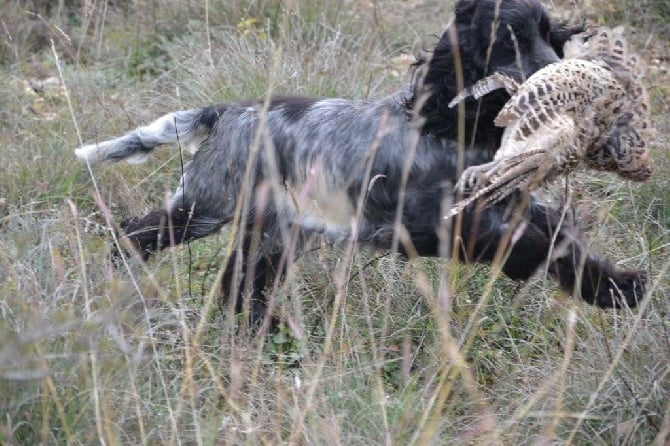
[457,148,549,194]
[456,161,498,191]
[448,146,562,220]
[476,150,551,203]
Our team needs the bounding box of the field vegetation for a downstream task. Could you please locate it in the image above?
[0,0,668,444]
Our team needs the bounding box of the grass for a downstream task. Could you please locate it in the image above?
[1,0,669,444]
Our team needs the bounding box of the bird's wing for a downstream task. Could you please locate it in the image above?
[496,110,579,160]
[446,114,580,220]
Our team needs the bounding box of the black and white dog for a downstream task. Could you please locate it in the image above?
[75,0,646,322]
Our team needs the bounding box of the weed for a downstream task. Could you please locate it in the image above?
[0,0,668,444]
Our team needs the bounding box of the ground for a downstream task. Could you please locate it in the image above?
[0,1,668,444]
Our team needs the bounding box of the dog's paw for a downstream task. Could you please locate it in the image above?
[588,267,648,309]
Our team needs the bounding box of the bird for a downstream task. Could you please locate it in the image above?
[445,26,654,219]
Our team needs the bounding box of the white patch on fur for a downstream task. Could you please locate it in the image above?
[74,141,114,164]
[136,112,176,144]
[279,162,356,238]
[186,141,200,154]
[74,143,99,162]
[125,152,152,164]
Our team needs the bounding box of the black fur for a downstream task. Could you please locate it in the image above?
[77,0,646,325]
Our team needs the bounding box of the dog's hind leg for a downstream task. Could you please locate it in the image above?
[220,211,303,327]
[221,233,284,326]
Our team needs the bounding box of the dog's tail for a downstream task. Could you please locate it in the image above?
[74,107,218,165]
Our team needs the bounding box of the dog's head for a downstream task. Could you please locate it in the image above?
[413,0,584,141]
[454,0,562,80]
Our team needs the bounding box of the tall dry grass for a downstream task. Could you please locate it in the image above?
[0,0,668,444]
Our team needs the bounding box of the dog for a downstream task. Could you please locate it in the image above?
[75,0,646,323]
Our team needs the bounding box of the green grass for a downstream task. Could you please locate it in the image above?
[1,0,669,444]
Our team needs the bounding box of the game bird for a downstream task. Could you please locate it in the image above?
[446,26,654,219]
